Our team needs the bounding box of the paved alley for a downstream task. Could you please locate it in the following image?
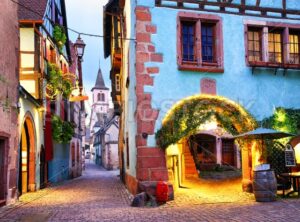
[0,163,300,222]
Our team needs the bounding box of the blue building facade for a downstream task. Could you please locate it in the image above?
[105,0,300,194]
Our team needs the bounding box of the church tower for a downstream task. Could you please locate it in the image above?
[89,68,109,133]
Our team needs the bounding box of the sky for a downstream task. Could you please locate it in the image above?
[65,0,110,116]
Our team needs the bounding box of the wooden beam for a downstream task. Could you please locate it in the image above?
[155,0,162,6]
[282,0,287,17]
[19,20,43,25]
[158,0,300,19]
[256,0,261,7]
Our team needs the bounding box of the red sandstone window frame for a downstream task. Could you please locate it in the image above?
[245,21,300,69]
[177,12,224,73]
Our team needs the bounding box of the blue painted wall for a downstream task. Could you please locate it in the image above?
[48,143,70,183]
[139,2,300,146]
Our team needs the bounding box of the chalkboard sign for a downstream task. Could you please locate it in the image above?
[285,144,296,167]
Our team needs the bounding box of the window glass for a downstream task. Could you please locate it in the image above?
[248,28,262,62]
[268,32,282,63]
[289,32,299,64]
[182,22,196,62]
[202,24,214,62]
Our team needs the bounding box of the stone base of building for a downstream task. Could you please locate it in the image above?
[138,181,174,201]
[125,173,138,195]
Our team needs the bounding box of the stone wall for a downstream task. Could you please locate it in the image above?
[135,6,168,182]
[0,0,19,204]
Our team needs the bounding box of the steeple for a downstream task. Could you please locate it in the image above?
[91,68,109,91]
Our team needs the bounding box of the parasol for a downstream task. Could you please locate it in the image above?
[235,127,295,140]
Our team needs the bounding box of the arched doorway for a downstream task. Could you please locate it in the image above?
[156,95,257,189]
[18,115,36,195]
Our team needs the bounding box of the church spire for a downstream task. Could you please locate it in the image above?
[91,68,109,91]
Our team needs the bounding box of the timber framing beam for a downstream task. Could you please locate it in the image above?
[155,0,300,20]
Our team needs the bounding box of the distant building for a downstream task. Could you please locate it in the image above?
[93,117,119,170]
[89,68,110,133]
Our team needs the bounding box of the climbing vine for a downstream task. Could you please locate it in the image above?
[47,63,73,100]
[52,114,75,144]
[155,95,257,149]
[262,107,300,144]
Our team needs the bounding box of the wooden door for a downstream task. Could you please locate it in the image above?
[40,145,45,189]
[0,139,6,204]
[222,139,235,166]
[21,127,28,194]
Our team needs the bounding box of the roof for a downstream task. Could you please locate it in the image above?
[91,68,109,91]
[94,116,119,136]
[18,0,48,21]
[102,116,119,132]
[94,121,102,128]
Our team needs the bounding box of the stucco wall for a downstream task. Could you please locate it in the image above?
[102,124,119,170]
[0,0,19,204]
[142,4,300,146]
[124,0,137,177]
[19,97,44,190]
[48,143,70,183]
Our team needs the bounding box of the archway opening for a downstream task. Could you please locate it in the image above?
[157,95,257,193]
[18,116,36,195]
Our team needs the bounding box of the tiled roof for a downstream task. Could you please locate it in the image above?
[18,0,48,21]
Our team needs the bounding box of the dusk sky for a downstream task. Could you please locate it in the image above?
[65,0,110,114]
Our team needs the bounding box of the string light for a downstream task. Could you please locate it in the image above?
[11,0,136,41]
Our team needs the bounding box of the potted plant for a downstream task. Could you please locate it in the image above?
[53,24,67,53]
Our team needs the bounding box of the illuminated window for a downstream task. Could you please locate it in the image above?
[294,144,300,164]
[268,31,282,63]
[289,32,300,64]
[247,28,262,62]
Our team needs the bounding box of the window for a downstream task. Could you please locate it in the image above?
[97,93,105,102]
[247,28,262,62]
[289,31,300,64]
[177,12,223,73]
[268,31,282,63]
[182,22,196,62]
[245,22,300,69]
[201,24,215,62]
[115,74,121,91]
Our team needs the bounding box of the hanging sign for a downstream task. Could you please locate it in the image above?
[285,144,296,167]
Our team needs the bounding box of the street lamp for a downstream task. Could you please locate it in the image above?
[74,35,86,60]
[69,35,88,104]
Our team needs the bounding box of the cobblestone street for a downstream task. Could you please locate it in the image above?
[0,162,300,222]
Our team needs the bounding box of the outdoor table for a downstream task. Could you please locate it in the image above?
[280,172,300,197]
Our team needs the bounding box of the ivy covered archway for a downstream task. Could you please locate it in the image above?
[155,95,257,149]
